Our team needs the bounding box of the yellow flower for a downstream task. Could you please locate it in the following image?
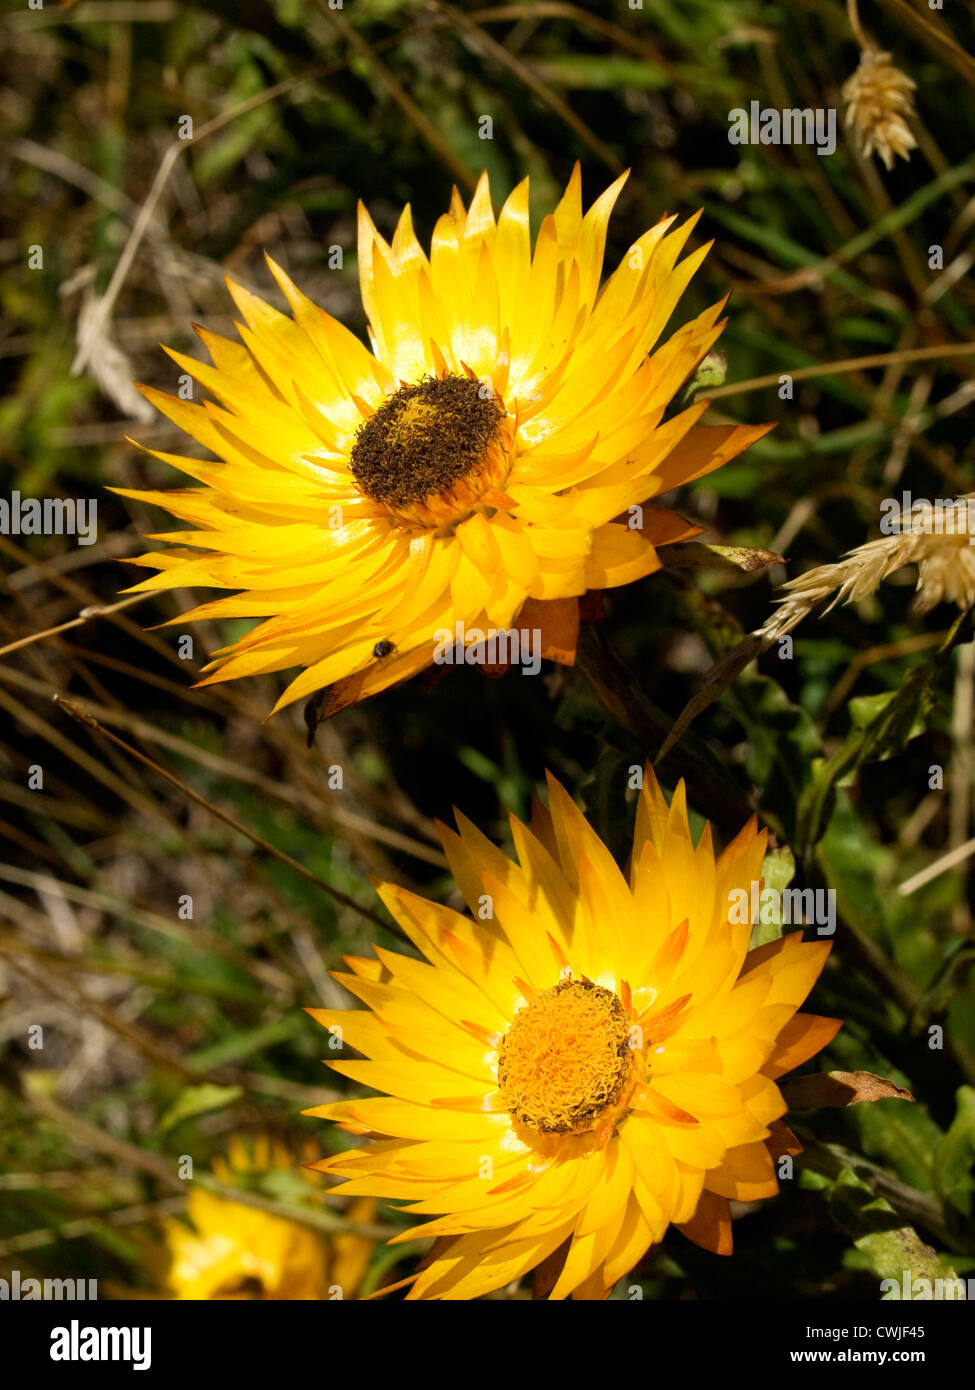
[307,769,840,1300]
[162,1134,374,1300]
[120,168,769,716]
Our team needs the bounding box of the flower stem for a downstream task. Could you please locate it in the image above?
[847,0,868,50]
[574,624,755,832]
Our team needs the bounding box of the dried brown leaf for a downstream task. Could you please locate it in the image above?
[782,1069,915,1110]
[664,542,784,572]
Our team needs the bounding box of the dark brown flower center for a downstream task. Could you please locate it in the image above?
[348,375,506,512]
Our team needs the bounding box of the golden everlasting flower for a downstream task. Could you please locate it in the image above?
[842,48,917,170]
[307,769,840,1300]
[162,1134,373,1299]
[119,167,769,716]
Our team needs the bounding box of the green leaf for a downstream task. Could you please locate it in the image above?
[934,1087,975,1218]
[848,691,898,732]
[158,1084,243,1135]
[855,1094,946,1193]
[909,943,975,1033]
[816,791,944,991]
[821,1167,959,1291]
[796,611,973,856]
[748,845,795,948]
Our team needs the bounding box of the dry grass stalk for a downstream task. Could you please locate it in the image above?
[761,496,975,643]
[659,500,975,762]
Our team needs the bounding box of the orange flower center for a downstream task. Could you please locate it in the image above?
[348,374,510,528]
[497,979,634,1135]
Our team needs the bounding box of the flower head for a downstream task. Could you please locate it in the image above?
[307,770,840,1299]
[162,1134,373,1299]
[843,48,917,170]
[909,501,975,614]
[760,493,975,644]
[120,168,769,716]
